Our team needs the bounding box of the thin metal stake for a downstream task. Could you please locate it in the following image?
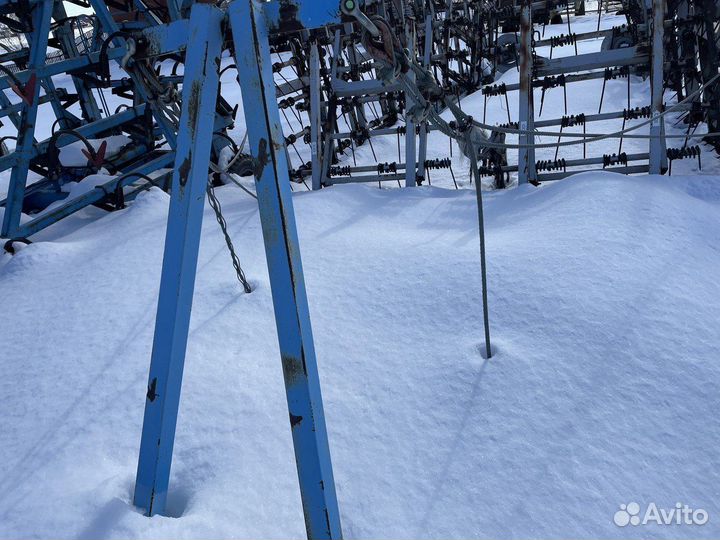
[469,142,492,359]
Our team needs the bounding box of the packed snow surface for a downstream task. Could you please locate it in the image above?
[1,172,719,538]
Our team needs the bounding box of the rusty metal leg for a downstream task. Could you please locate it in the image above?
[133,3,224,516]
[228,0,343,538]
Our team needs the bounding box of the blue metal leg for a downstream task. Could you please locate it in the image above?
[133,3,224,517]
[1,0,53,237]
[228,1,343,537]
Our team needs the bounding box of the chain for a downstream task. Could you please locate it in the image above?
[206,176,253,293]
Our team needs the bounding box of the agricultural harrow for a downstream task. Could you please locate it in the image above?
[1,0,717,537]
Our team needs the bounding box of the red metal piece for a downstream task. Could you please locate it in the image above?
[82,140,108,168]
[11,73,37,106]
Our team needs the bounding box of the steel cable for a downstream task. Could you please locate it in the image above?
[206,176,253,293]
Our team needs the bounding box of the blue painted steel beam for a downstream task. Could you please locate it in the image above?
[1,0,53,237]
[229,1,342,537]
[133,3,224,516]
[139,19,190,57]
[263,0,350,32]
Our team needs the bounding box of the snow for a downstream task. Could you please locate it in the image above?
[2,6,720,539]
[1,171,720,538]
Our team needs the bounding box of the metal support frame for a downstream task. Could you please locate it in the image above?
[228,1,342,536]
[404,77,417,187]
[132,0,342,536]
[2,0,719,534]
[518,0,537,184]
[416,15,433,185]
[86,0,180,146]
[0,46,126,92]
[697,0,720,150]
[1,0,53,237]
[404,22,417,187]
[537,47,648,76]
[648,0,666,173]
[133,2,225,516]
[1,0,718,234]
[310,42,322,190]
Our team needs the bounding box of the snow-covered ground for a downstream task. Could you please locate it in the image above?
[2,6,720,540]
[0,173,720,539]
[1,171,720,538]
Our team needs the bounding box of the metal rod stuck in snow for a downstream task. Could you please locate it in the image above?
[469,145,492,359]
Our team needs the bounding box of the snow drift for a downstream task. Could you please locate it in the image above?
[1,171,719,538]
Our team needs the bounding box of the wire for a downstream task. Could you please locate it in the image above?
[206,175,253,293]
